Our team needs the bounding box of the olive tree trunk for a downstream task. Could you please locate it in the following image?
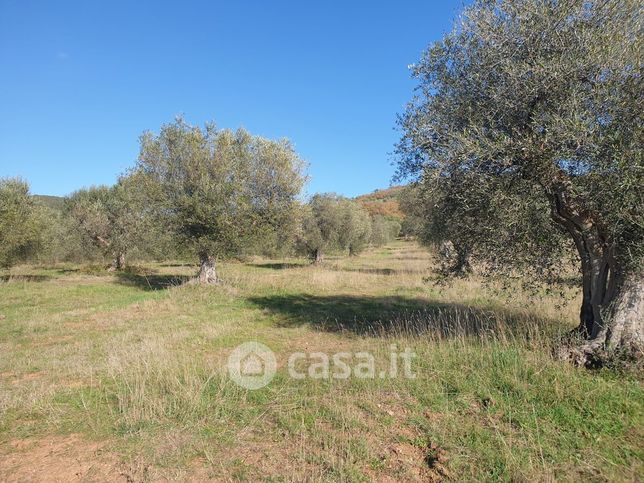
[313,248,323,264]
[116,252,126,270]
[439,241,472,277]
[197,253,219,284]
[566,262,644,366]
[108,252,126,271]
[550,183,644,365]
[604,271,644,351]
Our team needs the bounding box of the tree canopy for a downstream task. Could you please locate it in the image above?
[136,118,307,283]
[370,215,401,247]
[298,193,373,261]
[0,178,43,269]
[66,173,149,270]
[396,0,643,362]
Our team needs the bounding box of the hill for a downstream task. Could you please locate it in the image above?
[355,185,405,219]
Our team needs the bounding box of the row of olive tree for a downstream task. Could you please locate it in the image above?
[0,175,175,270]
[396,0,643,363]
[298,193,373,263]
[1,119,401,280]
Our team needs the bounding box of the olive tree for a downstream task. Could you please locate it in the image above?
[136,118,307,283]
[298,194,372,262]
[341,202,372,256]
[36,205,99,264]
[0,178,43,269]
[370,215,401,247]
[396,0,643,363]
[397,185,424,239]
[66,174,147,271]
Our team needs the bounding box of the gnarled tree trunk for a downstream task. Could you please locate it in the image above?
[604,271,644,351]
[313,248,323,264]
[549,183,643,365]
[92,235,125,272]
[197,253,219,284]
[565,267,644,366]
[109,252,126,271]
[439,241,472,277]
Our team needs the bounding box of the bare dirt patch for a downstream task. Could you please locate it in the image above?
[0,435,119,482]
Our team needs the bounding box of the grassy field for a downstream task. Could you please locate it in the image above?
[0,240,641,481]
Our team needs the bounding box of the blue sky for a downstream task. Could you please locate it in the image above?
[0,0,462,197]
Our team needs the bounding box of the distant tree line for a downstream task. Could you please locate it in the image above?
[0,118,404,280]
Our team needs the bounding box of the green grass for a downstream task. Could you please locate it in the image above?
[0,240,641,481]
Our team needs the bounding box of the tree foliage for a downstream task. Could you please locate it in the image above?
[298,194,372,261]
[66,174,148,270]
[136,118,307,282]
[397,185,425,238]
[370,215,401,247]
[0,178,43,269]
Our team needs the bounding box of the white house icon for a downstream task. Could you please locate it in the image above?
[241,352,265,376]
[228,342,277,389]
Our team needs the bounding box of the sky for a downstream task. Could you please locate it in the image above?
[0,0,463,198]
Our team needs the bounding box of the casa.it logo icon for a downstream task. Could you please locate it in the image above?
[227,341,277,389]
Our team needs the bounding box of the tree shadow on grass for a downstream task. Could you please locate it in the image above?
[339,267,398,276]
[0,274,53,283]
[336,267,429,276]
[248,293,554,339]
[115,272,191,291]
[251,262,308,270]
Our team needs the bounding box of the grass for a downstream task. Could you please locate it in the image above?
[0,240,641,481]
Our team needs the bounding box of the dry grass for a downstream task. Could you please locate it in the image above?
[0,240,641,481]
